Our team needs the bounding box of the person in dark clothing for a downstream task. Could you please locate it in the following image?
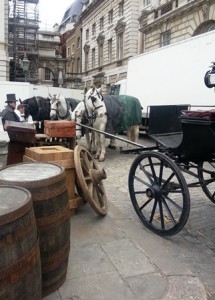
[2,94,20,129]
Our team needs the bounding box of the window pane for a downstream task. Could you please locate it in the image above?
[45,68,51,80]
[98,44,103,66]
[108,39,112,63]
[161,30,171,46]
[92,48,95,68]
[119,1,124,17]
[118,33,123,59]
[108,9,113,24]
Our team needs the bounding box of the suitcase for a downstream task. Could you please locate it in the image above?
[44,120,76,137]
[4,121,36,143]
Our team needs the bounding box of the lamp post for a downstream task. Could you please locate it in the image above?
[22,54,30,82]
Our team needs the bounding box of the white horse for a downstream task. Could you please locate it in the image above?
[71,100,96,152]
[49,94,73,120]
[84,87,141,161]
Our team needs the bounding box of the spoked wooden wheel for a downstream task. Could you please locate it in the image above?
[74,145,108,216]
[198,161,215,203]
[128,151,190,236]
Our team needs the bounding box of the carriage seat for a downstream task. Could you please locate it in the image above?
[147,105,189,149]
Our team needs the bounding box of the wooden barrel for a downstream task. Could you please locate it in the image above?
[0,185,41,300]
[0,162,71,297]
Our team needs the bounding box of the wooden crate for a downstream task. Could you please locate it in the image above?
[23,145,83,213]
[44,121,76,138]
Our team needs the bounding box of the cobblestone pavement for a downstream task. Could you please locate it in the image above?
[80,133,215,299]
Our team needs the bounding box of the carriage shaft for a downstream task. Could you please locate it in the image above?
[76,122,155,149]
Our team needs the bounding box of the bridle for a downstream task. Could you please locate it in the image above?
[86,89,106,124]
[50,98,71,120]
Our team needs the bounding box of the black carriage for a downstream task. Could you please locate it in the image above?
[128,105,215,236]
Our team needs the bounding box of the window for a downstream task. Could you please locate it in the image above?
[144,0,151,6]
[119,1,124,17]
[45,68,51,80]
[98,43,103,66]
[85,52,89,71]
[108,39,112,63]
[71,15,77,22]
[108,9,113,24]
[86,29,89,40]
[92,23,96,36]
[92,48,95,68]
[100,17,104,31]
[67,46,71,57]
[77,37,80,48]
[161,30,171,46]
[117,32,124,59]
[77,57,80,73]
[72,43,74,54]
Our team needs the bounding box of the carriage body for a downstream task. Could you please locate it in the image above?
[148,105,215,163]
[129,105,215,236]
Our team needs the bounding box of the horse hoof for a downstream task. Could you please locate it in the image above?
[107,145,116,150]
[98,157,105,162]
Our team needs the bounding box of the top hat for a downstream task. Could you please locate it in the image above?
[5,94,18,103]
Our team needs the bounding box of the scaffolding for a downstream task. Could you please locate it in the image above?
[8,0,39,83]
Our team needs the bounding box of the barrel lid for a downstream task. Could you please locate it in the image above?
[0,162,63,182]
[0,185,32,226]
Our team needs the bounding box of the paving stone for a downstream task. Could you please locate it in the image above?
[162,276,207,300]
[102,238,155,277]
[59,272,136,300]
[67,243,115,280]
[125,272,167,300]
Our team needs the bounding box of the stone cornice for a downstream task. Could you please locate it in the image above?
[140,0,207,32]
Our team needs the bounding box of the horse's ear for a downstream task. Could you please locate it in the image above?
[97,87,102,94]
[19,98,22,104]
[49,93,52,99]
[57,93,60,99]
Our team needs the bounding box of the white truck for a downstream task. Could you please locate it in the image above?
[0,81,84,112]
[110,30,215,124]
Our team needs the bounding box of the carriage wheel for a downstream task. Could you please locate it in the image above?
[74,145,108,216]
[128,151,190,236]
[197,161,215,203]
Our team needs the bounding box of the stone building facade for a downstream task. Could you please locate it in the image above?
[62,21,82,89]
[80,0,140,94]
[0,0,9,81]
[139,0,215,52]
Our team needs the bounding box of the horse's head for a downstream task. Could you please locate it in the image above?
[50,94,71,120]
[85,87,104,115]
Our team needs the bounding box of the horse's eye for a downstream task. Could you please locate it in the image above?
[91,96,96,102]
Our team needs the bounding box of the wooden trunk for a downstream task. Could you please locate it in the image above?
[44,120,76,138]
[0,163,71,297]
[4,120,36,143]
[0,185,42,300]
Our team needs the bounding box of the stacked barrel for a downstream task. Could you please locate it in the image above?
[0,162,71,298]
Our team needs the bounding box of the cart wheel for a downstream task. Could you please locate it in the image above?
[128,151,190,236]
[74,145,108,216]
[198,161,215,203]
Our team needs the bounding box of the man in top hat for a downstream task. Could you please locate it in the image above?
[1,94,20,129]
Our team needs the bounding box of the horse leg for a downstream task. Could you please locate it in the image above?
[132,125,139,143]
[126,125,139,148]
[94,131,101,160]
[91,130,96,153]
[98,132,106,162]
[108,137,117,149]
